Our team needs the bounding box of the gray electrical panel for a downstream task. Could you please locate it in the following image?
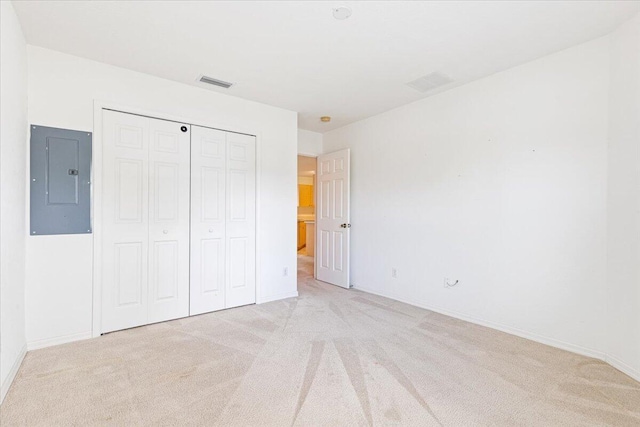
[30,125,92,235]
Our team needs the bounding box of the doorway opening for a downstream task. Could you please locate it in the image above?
[297,155,316,278]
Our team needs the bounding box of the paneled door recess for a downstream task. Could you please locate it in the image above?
[316,149,351,288]
[190,126,256,315]
[102,110,190,333]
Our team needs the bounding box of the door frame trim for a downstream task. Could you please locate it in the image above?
[91,100,262,337]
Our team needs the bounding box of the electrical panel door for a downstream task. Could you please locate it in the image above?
[30,125,92,235]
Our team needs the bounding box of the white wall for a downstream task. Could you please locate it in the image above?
[0,1,28,402]
[26,46,298,348]
[298,129,323,156]
[324,36,611,357]
[606,14,640,380]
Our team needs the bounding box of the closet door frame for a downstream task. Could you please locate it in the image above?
[91,101,261,337]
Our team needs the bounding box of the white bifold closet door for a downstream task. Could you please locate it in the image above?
[190,126,256,315]
[102,110,190,333]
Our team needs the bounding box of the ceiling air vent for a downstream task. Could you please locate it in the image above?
[406,72,453,93]
[198,75,234,89]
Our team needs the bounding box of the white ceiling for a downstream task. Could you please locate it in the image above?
[13,1,640,132]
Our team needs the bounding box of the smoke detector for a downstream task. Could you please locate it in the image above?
[406,72,453,93]
[197,75,234,89]
[333,7,352,20]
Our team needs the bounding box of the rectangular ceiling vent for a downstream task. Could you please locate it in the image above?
[198,75,234,89]
[406,72,453,93]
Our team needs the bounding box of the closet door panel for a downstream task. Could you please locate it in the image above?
[102,110,150,333]
[148,118,190,323]
[226,132,256,308]
[190,126,226,315]
[103,113,256,330]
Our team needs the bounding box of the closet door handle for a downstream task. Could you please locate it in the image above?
[163,230,168,234]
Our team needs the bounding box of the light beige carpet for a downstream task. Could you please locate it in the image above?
[1,255,639,426]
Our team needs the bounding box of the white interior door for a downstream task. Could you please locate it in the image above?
[316,149,350,288]
[102,110,190,333]
[225,132,256,308]
[191,128,256,312]
[147,118,190,324]
[102,110,150,333]
[190,126,227,315]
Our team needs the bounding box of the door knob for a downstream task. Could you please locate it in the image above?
[163,230,168,234]
[340,223,351,228]
[209,228,214,233]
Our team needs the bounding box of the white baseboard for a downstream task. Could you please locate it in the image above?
[257,290,299,304]
[1,344,27,405]
[353,285,606,361]
[27,331,93,351]
[606,354,640,383]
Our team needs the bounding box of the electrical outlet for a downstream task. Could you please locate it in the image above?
[392,268,397,278]
[283,267,289,277]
